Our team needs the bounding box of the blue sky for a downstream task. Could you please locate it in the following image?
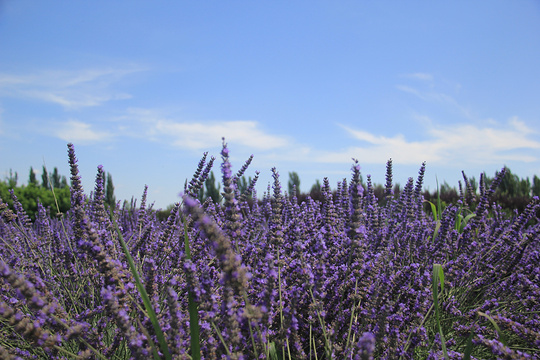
[1,1,540,208]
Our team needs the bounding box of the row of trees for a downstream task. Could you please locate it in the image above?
[3,165,539,221]
[192,167,540,213]
[0,166,116,220]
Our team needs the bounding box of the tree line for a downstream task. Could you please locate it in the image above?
[192,167,540,214]
[2,165,539,221]
[0,166,116,220]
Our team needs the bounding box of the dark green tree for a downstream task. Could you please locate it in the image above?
[205,171,221,204]
[41,165,49,189]
[60,175,68,188]
[28,167,38,185]
[51,167,62,189]
[533,175,540,197]
[237,175,249,195]
[7,169,18,188]
[310,179,321,193]
[497,167,530,198]
[288,171,301,195]
[0,177,71,220]
[105,172,116,208]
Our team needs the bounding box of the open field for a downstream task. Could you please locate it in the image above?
[1,143,539,359]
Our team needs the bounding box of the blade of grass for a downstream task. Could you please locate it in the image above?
[478,311,507,346]
[110,212,172,360]
[432,263,449,360]
[308,287,332,359]
[459,214,476,233]
[183,223,201,360]
[436,177,442,219]
[210,320,233,358]
[268,341,279,360]
[345,278,359,352]
[463,331,474,360]
[425,200,438,222]
[425,200,441,242]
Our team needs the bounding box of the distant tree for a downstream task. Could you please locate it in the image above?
[28,167,38,186]
[237,175,250,195]
[288,172,301,195]
[41,165,49,189]
[533,175,540,197]
[308,179,322,200]
[498,167,530,198]
[393,183,402,199]
[7,169,18,188]
[205,171,221,204]
[105,172,116,208]
[310,179,321,193]
[0,178,71,220]
[60,175,68,188]
[51,167,61,189]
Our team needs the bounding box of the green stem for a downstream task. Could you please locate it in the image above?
[183,223,201,360]
[110,213,172,360]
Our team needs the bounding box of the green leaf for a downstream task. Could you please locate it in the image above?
[269,341,280,360]
[432,220,441,243]
[433,263,445,292]
[463,331,474,360]
[456,214,463,233]
[184,225,201,360]
[425,200,438,222]
[462,213,476,227]
[432,263,449,360]
[436,177,442,219]
[478,311,507,347]
[111,213,172,360]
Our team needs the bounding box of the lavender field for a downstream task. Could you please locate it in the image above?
[1,142,539,360]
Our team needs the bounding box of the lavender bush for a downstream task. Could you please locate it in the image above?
[1,142,539,359]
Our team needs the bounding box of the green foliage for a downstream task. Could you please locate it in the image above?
[1,166,71,219]
[111,213,172,360]
[310,179,321,194]
[496,167,530,198]
[0,181,71,219]
[7,169,18,188]
[531,175,540,197]
[288,171,300,195]
[105,172,116,208]
[236,174,254,199]
[203,171,221,204]
[431,264,449,360]
[40,166,68,190]
[28,167,38,186]
[41,165,49,189]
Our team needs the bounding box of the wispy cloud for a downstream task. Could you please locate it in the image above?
[120,108,289,151]
[396,84,469,115]
[156,120,288,150]
[52,119,114,144]
[396,73,471,118]
[315,119,540,166]
[401,72,434,82]
[0,67,142,110]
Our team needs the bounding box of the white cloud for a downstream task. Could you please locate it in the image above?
[317,119,540,166]
[53,120,114,143]
[120,108,289,150]
[155,120,288,150]
[0,67,141,109]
